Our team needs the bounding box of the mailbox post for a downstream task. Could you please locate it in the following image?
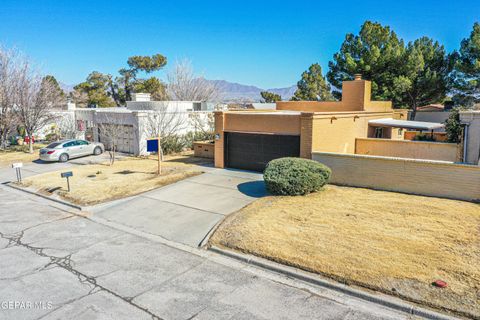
[12,163,23,182]
[60,171,73,192]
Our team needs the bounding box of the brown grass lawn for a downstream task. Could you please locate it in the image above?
[19,156,205,206]
[0,144,46,167]
[210,185,480,317]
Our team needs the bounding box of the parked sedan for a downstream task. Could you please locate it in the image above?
[39,139,104,162]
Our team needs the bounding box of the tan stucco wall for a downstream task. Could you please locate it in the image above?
[312,152,480,202]
[355,138,460,162]
[309,112,403,154]
[276,79,392,113]
[223,112,301,135]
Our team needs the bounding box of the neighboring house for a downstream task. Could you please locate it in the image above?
[413,103,453,124]
[461,110,480,165]
[73,93,220,155]
[213,76,470,171]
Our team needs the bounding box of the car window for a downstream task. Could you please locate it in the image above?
[46,142,61,148]
[63,141,74,147]
[77,140,89,145]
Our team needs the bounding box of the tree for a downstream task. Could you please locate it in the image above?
[97,113,131,165]
[42,75,65,100]
[393,37,452,119]
[15,60,64,153]
[260,91,281,103]
[451,22,480,108]
[133,77,167,101]
[0,47,20,149]
[144,106,188,159]
[444,108,462,143]
[327,21,405,103]
[167,59,220,101]
[73,71,116,108]
[291,63,333,101]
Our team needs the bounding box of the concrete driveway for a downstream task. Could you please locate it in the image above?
[0,184,411,320]
[91,167,267,247]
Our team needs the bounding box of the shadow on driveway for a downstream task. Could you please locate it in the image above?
[237,180,268,198]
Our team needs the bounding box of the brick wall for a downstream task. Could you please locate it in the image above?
[312,152,480,202]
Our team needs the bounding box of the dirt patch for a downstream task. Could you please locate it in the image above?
[210,185,480,318]
[19,157,203,206]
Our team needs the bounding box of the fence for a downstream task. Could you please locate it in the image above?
[312,151,480,202]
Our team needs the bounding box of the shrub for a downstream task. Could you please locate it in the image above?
[263,157,331,196]
[161,135,187,155]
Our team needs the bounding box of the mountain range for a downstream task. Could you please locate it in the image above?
[60,80,297,102]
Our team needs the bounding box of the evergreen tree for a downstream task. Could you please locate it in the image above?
[260,91,281,102]
[451,22,480,108]
[291,63,333,101]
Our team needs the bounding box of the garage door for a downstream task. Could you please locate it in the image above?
[225,132,300,172]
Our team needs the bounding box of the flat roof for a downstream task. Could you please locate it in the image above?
[368,118,445,130]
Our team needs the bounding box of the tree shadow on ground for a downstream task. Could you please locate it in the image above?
[237,180,268,198]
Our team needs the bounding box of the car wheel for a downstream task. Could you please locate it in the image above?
[93,147,102,155]
[59,153,69,162]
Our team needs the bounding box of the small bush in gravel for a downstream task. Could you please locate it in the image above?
[263,157,331,196]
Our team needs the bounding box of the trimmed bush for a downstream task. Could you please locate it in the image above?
[263,157,331,196]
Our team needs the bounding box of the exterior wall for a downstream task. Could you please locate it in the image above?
[126,101,211,112]
[223,112,301,135]
[214,112,225,168]
[310,112,402,154]
[193,141,214,158]
[414,111,451,124]
[355,138,460,162]
[312,152,480,202]
[461,111,480,165]
[276,79,392,113]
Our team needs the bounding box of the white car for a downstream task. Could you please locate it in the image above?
[39,139,104,162]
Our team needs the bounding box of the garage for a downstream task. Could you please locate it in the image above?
[224,132,300,171]
[98,124,135,154]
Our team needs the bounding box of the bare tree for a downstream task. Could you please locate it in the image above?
[0,47,21,149]
[189,111,214,140]
[56,112,77,139]
[97,112,131,165]
[167,59,221,101]
[14,58,64,153]
[144,105,188,160]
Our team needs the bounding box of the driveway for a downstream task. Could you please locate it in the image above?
[0,184,411,320]
[91,166,267,247]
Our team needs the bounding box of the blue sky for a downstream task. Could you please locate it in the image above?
[1,0,478,88]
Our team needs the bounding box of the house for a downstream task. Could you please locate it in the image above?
[213,75,464,171]
[74,94,219,155]
[413,102,453,124]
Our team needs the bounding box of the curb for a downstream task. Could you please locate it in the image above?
[209,246,458,320]
[4,183,83,211]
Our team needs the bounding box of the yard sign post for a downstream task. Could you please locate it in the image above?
[157,136,161,175]
[60,171,73,192]
[12,163,23,182]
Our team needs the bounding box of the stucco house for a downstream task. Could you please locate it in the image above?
[213,75,477,171]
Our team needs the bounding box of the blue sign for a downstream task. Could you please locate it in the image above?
[147,139,159,152]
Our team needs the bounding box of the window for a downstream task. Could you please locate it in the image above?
[46,142,61,149]
[63,141,75,147]
[77,140,89,145]
[374,127,384,138]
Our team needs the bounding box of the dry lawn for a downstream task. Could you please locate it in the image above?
[211,185,480,318]
[0,144,46,167]
[19,157,204,206]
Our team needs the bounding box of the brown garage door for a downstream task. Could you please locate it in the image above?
[225,132,300,172]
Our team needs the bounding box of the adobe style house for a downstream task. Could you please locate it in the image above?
[213,75,462,171]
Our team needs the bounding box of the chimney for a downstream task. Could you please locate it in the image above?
[132,93,151,102]
[354,74,362,81]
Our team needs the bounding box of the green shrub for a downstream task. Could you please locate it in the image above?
[161,135,187,155]
[263,157,331,196]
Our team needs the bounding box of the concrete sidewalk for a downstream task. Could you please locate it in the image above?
[91,167,267,247]
[0,185,413,320]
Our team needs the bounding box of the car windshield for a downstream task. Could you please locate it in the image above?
[46,142,62,148]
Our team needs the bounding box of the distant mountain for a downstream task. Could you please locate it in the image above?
[59,82,75,93]
[59,79,297,102]
[209,80,296,102]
